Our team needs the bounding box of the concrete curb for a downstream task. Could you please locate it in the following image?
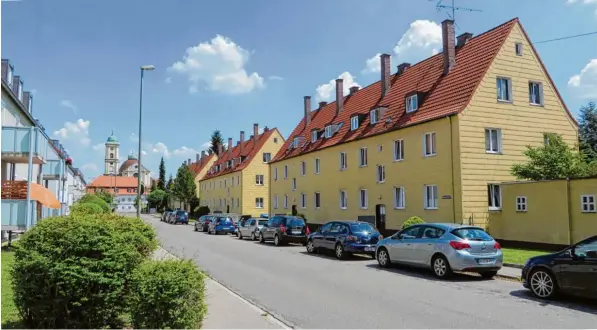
[504,263,523,269]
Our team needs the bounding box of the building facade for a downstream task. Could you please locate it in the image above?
[199,124,284,216]
[86,176,147,213]
[268,18,578,231]
[189,150,217,196]
[102,131,152,188]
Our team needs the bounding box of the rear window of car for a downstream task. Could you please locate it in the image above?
[350,222,376,233]
[176,211,187,216]
[285,217,305,226]
[217,217,232,224]
[452,228,493,241]
[258,220,268,226]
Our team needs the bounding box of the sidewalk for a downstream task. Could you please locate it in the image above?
[497,265,522,280]
[152,247,285,329]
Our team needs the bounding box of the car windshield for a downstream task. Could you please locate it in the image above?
[452,228,493,241]
[258,220,268,226]
[350,222,376,233]
[286,218,305,226]
[217,217,232,224]
[176,211,187,216]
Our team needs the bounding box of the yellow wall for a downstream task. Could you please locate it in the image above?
[457,22,578,227]
[489,178,597,245]
[194,155,217,196]
[269,117,458,228]
[199,171,243,214]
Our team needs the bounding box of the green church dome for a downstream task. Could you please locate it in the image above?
[106,130,119,144]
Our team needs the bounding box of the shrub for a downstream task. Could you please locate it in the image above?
[78,194,111,213]
[101,214,157,258]
[194,205,210,217]
[11,214,156,328]
[129,260,206,329]
[70,202,104,216]
[402,216,425,229]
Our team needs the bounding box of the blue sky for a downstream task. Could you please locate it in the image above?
[2,0,596,181]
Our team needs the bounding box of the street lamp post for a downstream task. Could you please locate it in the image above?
[137,64,154,218]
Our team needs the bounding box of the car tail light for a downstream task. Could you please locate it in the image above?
[305,227,310,235]
[449,241,471,250]
[494,242,502,250]
[280,224,286,233]
[346,235,359,242]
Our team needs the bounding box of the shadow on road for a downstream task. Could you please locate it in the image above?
[509,290,597,315]
[364,263,489,283]
[299,251,375,262]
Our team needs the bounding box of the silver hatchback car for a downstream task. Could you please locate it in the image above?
[237,217,268,240]
[375,223,503,279]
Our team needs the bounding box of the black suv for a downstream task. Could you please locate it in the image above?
[258,215,309,246]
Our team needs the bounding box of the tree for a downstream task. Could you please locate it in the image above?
[147,189,167,211]
[511,133,597,181]
[166,174,174,191]
[157,157,166,191]
[164,174,174,210]
[94,191,113,205]
[209,130,225,156]
[579,101,597,162]
[172,164,197,211]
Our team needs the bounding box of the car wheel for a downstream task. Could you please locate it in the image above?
[238,231,243,239]
[377,248,391,267]
[274,235,281,246]
[251,232,256,241]
[306,240,317,254]
[259,233,265,244]
[335,243,345,260]
[432,255,453,279]
[194,225,198,232]
[479,271,498,279]
[529,268,558,299]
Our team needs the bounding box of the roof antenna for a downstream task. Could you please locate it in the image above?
[430,0,482,30]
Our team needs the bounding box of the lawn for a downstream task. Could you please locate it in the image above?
[501,247,548,266]
[1,250,23,329]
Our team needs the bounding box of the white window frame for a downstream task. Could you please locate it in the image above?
[274,167,278,181]
[529,81,544,106]
[406,94,418,113]
[311,130,318,143]
[393,139,404,161]
[424,184,439,210]
[314,192,321,209]
[497,77,512,102]
[255,174,264,185]
[516,196,527,212]
[350,116,359,130]
[293,137,300,148]
[300,161,306,176]
[359,189,368,209]
[263,152,272,163]
[393,186,405,209]
[485,128,502,153]
[423,132,436,157]
[292,178,296,191]
[255,197,264,209]
[370,109,379,124]
[488,184,502,211]
[300,193,307,209]
[376,164,386,183]
[515,42,523,56]
[284,195,288,209]
[339,190,348,209]
[581,195,596,213]
[284,165,288,179]
[314,158,320,174]
[324,125,333,138]
[340,152,348,170]
[359,147,368,167]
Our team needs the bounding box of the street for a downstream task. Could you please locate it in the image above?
[145,215,597,329]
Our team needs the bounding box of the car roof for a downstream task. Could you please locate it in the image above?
[418,223,483,231]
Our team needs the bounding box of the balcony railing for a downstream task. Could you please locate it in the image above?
[1,200,38,230]
[42,159,63,179]
[1,180,28,199]
[1,126,48,163]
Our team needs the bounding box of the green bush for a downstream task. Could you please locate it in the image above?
[102,214,157,258]
[402,216,425,228]
[194,205,210,218]
[10,214,157,328]
[129,260,206,329]
[78,194,111,213]
[70,202,104,216]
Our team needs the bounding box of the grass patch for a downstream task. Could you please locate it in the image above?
[502,248,548,265]
[1,250,23,329]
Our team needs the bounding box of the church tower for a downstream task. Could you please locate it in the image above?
[104,131,120,175]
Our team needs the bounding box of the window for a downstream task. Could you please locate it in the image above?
[424,185,438,209]
[497,77,512,102]
[376,165,386,183]
[350,116,359,130]
[284,195,288,209]
[339,190,348,209]
[359,147,368,167]
[581,195,596,213]
[292,178,296,191]
[274,138,278,143]
[406,94,418,113]
[543,133,553,146]
[273,167,278,181]
[284,165,288,179]
[324,125,333,138]
[255,174,264,185]
[263,153,271,163]
[393,139,404,161]
[300,161,306,176]
[273,195,279,209]
[293,137,300,148]
[488,184,502,210]
[340,152,348,170]
[516,196,527,212]
[515,42,523,56]
[393,186,405,209]
[314,158,320,174]
[237,198,240,207]
[485,128,501,153]
[359,189,368,209]
[314,192,321,208]
[423,132,436,157]
[529,82,543,105]
[311,130,318,142]
[255,197,264,209]
[370,109,379,124]
[300,193,306,208]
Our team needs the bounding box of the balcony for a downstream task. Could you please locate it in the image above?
[42,159,63,180]
[1,126,48,164]
[1,200,38,230]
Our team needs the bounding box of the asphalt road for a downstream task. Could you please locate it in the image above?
[145,215,597,329]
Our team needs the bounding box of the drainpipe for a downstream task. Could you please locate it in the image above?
[62,162,67,215]
[25,127,34,229]
[448,116,457,224]
[566,178,573,245]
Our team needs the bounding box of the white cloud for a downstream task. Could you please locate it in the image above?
[172,146,198,156]
[363,53,386,74]
[315,72,361,102]
[200,141,211,150]
[60,100,78,114]
[143,142,170,158]
[81,163,98,171]
[567,0,597,15]
[167,35,264,94]
[268,75,284,81]
[53,119,91,146]
[568,58,597,98]
[141,150,147,156]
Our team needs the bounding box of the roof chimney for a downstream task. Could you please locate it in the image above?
[240,131,245,155]
[303,96,311,128]
[456,32,473,48]
[253,123,259,144]
[217,144,223,156]
[196,153,200,163]
[397,63,411,75]
[228,138,233,157]
[188,158,191,166]
[442,19,456,75]
[349,86,359,95]
[335,79,344,115]
[319,101,327,109]
[263,126,269,132]
[12,76,22,100]
[201,150,206,165]
[380,54,391,97]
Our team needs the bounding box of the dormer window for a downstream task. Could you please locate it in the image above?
[406,94,418,113]
[324,125,333,138]
[6,65,13,88]
[370,109,379,124]
[231,159,235,167]
[350,116,359,130]
[17,80,23,101]
[293,137,300,148]
[311,130,318,143]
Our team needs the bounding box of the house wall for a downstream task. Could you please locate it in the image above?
[194,155,217,196]
[457,22,579,228]
[199,171,243,214]
[269,118,457,228]
[1,88,34,127]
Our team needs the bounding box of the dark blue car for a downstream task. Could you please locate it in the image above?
[306,221,382,259]
[208,216,236,235]
[171,210,189,224]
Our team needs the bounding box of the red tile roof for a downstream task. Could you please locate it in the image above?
[201,128,279,180]
[87,175,139,188]
[188,154,216,177]
[272,18,522,164]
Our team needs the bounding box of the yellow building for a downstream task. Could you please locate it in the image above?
[269,18,578,232]
[188,150,217,196]
[199,124,284,216]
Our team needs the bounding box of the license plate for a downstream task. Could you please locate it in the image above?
[292,230,302,235]
[364,246,375,252]
[478,259,494,265]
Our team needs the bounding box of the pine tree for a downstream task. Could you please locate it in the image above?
[579,101,597,162]
[210,130,225,155]
[158,157,166,190]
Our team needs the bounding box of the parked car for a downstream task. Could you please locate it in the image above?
[258,215,309,246]
[375,223,503,279]
[521,235,597,300]
[208,216,236,235]
[238,217,269,240]
[170,210,189,224]
[166,212,177,223]
[161,211,172,222]
[194,215,209,232]
[197,215,215,232]
[306,221,381,259]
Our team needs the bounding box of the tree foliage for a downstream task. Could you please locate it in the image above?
[511,133,597,181]
[93,191,114,205]
[579,101,597,162]
[78,194,111,213]
[209,130,225,156]
[148,189,167,211]
[173,164,197,210]
[158,157,166,191]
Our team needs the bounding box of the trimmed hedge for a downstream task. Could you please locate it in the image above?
[402,216,425,228]
[78,194,111,213]
[10,214,157,328]
[70,202,104,216]
[129,260,206,329]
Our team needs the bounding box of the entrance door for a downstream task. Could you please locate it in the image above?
[375,204,386,232]
[291,205,297,216]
